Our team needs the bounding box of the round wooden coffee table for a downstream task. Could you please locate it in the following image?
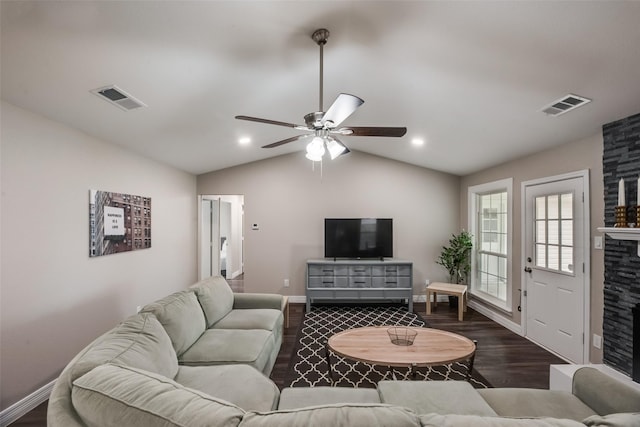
[325,326,476,382]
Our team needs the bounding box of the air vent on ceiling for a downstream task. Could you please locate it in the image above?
[90,85,146,111]
[541,94,591,116]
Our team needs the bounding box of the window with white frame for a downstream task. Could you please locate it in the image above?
[468,179,513,311]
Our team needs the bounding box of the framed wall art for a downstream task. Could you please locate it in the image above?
[89,190,151,257]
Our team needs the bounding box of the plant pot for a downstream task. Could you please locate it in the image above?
[448,295,458,308]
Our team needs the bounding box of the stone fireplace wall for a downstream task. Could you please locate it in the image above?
[602,112,640,377]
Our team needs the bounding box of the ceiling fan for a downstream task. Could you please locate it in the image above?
[235,28,407,161]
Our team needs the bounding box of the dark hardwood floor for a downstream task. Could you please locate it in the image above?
[12,301,565,426]
[270,302,566,391]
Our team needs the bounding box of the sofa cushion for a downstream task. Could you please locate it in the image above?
[232,293,283,310]
[213,309,282,331]
[582,412,640,427]
[179,329,274,374]
[191,276,234,327]
[573,367,640,415]
[478,388,597,421]
[278,387,380,410]
[238,404,420,427]
[70,312,178,381]
[175,365,280,412]
[214,309,283,346]
[141,290,206,356]
[419,413,585,427]
[72,364,244,427]
[378,380,497,416]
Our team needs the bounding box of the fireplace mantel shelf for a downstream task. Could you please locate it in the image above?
[597,227,640,256]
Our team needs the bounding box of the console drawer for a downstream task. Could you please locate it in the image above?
[308,265,348,276]
[372,277,400,288]
[349,277,371,288]
[349,265,371,276]
[372,264,411,277]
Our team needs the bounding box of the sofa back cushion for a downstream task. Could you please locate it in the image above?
[72,364,245,427]
[191,276,234,327]
[238,404,419,427]
[419,413,585,427]
[142,290,206,356]
[48,313,179,427]
[71,312,178,381]
[572,367,640,415]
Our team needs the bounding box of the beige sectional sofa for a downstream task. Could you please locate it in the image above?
[48,276,284,426]
[48,276,640,427]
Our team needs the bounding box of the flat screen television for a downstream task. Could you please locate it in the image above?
[324,218,393,259]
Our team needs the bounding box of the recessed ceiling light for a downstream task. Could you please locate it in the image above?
[411,138,425,146]
[238,137,251,145]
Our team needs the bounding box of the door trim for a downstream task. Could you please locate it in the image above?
[520,169,591,363]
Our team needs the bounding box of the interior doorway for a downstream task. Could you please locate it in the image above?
[522,170,590,363]
[198,195,244,280]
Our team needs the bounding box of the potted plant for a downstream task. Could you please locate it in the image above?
[436,231,473,305]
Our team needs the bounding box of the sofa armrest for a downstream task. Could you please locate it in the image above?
[233,293,283,310]
[572,367,640,415]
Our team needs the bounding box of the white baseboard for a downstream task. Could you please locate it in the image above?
[288,295,306,304]
[0,379,55,427]
[468,300,523,336]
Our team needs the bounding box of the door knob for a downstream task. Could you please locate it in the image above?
[524,267,532,273]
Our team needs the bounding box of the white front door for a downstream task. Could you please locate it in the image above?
[523,172,589,363]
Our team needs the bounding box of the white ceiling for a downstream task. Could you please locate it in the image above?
[2,1,640,176]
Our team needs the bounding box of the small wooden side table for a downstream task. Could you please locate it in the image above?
[426,282,468,321]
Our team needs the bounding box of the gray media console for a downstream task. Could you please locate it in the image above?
[305,259,413,312]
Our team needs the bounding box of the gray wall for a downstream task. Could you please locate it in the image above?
[460,133,605,363]
[197,150,461,298]
[0,102,198,409]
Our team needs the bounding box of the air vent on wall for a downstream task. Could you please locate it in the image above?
[541,94,591,116]
[90,85,146,111]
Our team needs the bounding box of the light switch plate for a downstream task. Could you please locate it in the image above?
[594,236,603,249]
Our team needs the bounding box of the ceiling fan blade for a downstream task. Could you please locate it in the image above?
[321,93,364,128]
[338,126,407,137]
[235,115,301,129]
[262,135,307,149]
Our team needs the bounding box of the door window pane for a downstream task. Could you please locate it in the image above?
[548,220,559,244]
[561,247,573,273]
[561,220,573,246]
[561,194,573,219]
[548,245,559,270]
[548,195,559,219]
[534,192,574,274]
[536,197,546,219]
[536,221,546,243]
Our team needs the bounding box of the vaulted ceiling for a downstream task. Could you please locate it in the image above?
[2,1,640,176]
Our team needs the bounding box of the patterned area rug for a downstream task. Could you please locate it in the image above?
[284,305,490,389]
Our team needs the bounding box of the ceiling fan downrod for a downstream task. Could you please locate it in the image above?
[312,29,329,112]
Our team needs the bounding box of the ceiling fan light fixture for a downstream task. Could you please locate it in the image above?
[305,151,324,162]
[326,138,347,159]
[306,137,325,160]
